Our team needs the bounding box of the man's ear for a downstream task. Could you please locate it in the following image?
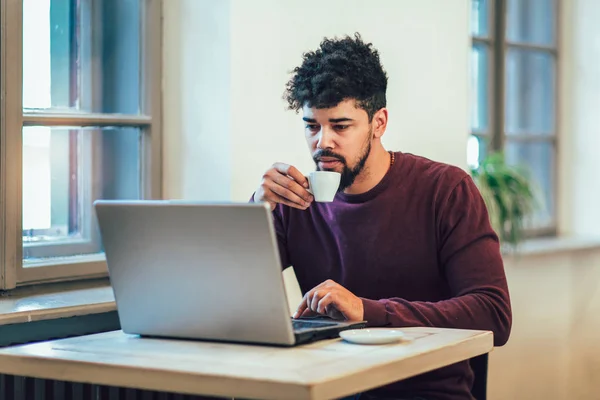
[372,108,388,139]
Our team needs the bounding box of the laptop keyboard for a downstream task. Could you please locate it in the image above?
[292,319,337,331]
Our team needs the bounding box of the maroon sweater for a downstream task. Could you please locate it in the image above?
[269,152,512,400]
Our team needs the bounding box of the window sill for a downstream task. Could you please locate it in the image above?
[502,235,600,258]
[0,279,115,326]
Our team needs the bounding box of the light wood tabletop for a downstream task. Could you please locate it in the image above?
[0,327,493,400]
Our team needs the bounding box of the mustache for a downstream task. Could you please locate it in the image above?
[313,149,347,164]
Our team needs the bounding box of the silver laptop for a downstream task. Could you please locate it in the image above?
[94,200,365,346]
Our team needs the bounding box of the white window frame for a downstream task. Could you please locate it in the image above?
[0,0,162,290]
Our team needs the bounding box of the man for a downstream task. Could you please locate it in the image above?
[252,34,511,400]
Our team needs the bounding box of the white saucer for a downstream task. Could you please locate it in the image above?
[339,328,408,345]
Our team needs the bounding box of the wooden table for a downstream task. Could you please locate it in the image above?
[0,327,492,400]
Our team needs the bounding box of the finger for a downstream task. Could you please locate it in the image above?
[254,190,276,211]
[304,288,320,314]
[300,308,318,318]
[293,295,309,318]
[272,163,309,189]
[296,296,319,318]
[266,191,308,210]
[310,290,324,313]
[316,292,345,320]
[287,165,311,189]
[273,173,313,203]
[316,293,334,315]
[268,180,311,208]
[267,170,313,203]
[325,305,345,320]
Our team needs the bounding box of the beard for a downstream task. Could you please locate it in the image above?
[312,130,373,191]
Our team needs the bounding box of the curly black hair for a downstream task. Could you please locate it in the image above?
[284,33,388,121]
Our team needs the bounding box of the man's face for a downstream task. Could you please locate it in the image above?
[303,99,373,191]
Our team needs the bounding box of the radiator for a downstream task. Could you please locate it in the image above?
[0,374,220,400]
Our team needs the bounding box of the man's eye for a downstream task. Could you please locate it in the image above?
[306,125,320,131]
[334,125,350,131]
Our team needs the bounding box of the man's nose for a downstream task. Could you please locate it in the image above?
[317,127,335,149]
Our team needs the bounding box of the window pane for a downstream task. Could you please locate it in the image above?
[471,43,489,133]
[505,141,555,229]
[507,0,555,45]
[505,49,555,134]
[22,0,141,114]
[471,0,489,37]
[467,135,488,169]
[22,126,142,261]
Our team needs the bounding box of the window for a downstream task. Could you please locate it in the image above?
[469,0,558,235]
[0,0,162,290]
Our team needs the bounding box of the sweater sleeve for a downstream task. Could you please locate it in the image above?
[361,176,512,346]
[250,194,291,270]
[272,205,292,269]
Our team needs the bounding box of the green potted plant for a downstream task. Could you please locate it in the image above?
[470,151,540,247]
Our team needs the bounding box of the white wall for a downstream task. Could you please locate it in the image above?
[163,0,471,201]
[163,0,232,201]
[489,248,600,400]
[558,0,600,237]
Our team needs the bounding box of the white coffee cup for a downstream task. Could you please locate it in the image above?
[307,171,341,202]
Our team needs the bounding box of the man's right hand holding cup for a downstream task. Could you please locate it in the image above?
[253,163,314,211]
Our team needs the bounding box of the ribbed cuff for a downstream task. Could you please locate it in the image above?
[361,298,388,327]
